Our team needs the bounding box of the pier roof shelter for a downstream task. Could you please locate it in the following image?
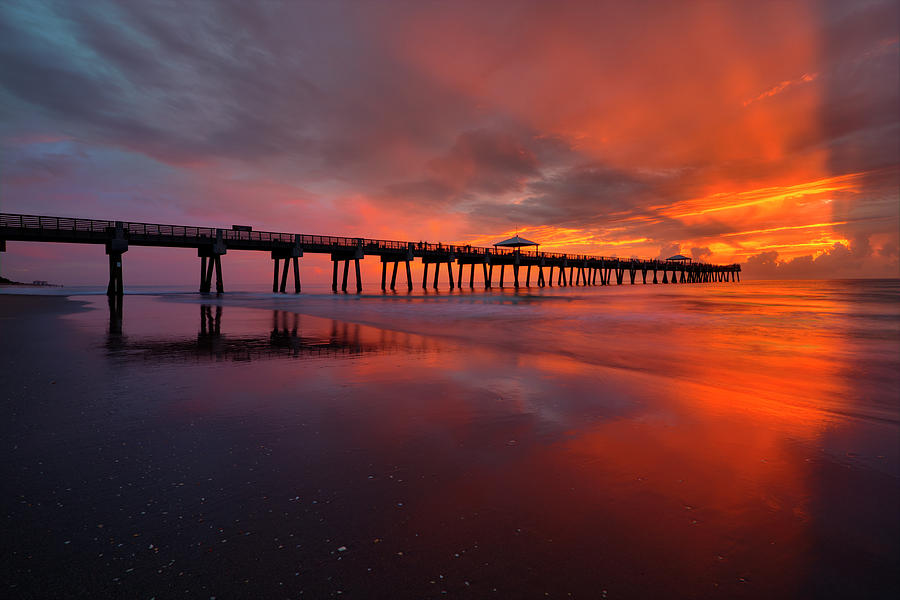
[493,235,539,253]
[666,254,692,263]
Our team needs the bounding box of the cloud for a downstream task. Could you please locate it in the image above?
[382,128,541,208]
[0,0,897,279]
[657,243,682,260]
[691,246,712,261]
[428,129,539,195]
[743,235,898,279]
[743,72,818,107]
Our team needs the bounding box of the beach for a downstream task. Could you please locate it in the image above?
[1,280,898,598]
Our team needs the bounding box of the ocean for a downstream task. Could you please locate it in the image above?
[1,279,898,598]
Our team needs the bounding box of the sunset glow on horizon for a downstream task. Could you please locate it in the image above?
[0,0,897,284]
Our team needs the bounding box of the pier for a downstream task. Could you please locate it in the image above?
[0,212,741,295]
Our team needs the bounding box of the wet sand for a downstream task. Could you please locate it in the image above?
[0,292,88,318]
[1,283,898,599]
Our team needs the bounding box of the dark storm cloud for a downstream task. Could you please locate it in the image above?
[380,123,574,211]
[2,151,77,185]
[3,0,895,203]
[812,0,900,193]
[0,0,317,163]
[428,129,539,195]
[0,0,483,178]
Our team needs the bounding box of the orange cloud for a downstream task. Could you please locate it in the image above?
[743,72,819,107]
[660,173,861,219]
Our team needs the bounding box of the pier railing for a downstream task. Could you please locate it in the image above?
[0,212,739,268]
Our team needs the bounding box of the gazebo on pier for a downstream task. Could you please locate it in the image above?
[665,254,692,264]
[493,234,539,253]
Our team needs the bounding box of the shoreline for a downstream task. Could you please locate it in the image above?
[0,293,91,319]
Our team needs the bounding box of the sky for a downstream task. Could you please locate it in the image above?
[1,0,898,284]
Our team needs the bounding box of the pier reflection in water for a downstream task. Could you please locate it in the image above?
[104,300,436,363]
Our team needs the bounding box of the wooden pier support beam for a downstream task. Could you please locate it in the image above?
[272,258,280,293]
[548,265,554,286]
[514,264,520,288]
[538,266,545,287]
[391,262,398,290]
[203,256,214,293]
[341,259,350,292]
[526,264,532,286]
[469,263,475,288]
[105,222,128,297]
[332,260,339,292]
[405,261,413,290]
[422,262,429,290]
[381,261,387,291]
[213,255,223,293]
[272,243,302,293]
[107,251,124,296]
[483,263,490,288]
[447,260,454,289]
[500,264,505,287]
[457,263,463,288]
[432,260,440,289]
[280,257,290,292]
[355,258,362,292]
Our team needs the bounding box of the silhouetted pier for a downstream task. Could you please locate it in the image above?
[1,213,741,295]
